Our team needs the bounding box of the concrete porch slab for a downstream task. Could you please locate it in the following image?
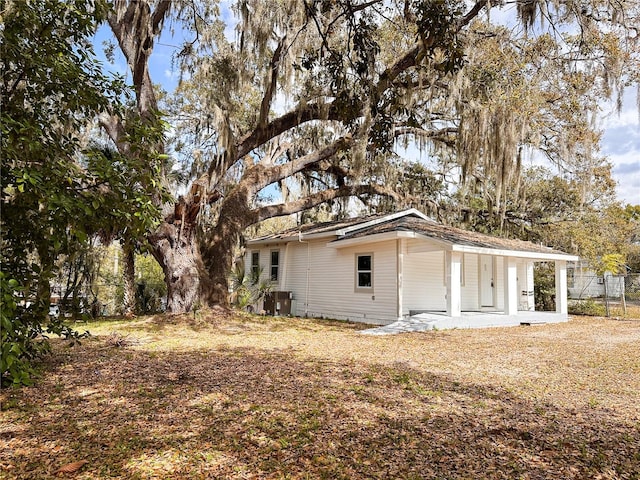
[361,311,568,335]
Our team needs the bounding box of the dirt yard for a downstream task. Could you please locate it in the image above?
[1,313,639,479]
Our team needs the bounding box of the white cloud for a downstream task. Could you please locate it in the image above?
[600,87,640,204]
[610,151,640,205]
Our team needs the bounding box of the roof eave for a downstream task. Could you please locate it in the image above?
[247,230,338,246]
[327,231,417,248]
[335,208,433,236]
[450,244,579,261]
[328,231,577,260]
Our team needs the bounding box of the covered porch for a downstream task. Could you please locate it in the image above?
[395,235,578,323]
[362,310,569,335]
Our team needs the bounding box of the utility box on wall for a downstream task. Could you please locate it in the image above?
[264,291,292,316]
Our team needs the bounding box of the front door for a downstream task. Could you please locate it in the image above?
[480,255,494,307]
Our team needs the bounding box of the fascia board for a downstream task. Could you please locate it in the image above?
[247,231,336,246]
[450,244,579,261]
[335,208,432,236]
[327,231,416,248]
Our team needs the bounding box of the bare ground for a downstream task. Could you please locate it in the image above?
[1,313,639,479]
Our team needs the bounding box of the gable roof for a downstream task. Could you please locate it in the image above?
[333,215,568,256]
[248,209,430,243]
[247,209,577,260]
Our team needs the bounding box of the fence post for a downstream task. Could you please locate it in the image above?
[621,275,627,316]
[604,275,610,317]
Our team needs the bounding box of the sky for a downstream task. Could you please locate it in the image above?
[599,87,640,205]
[94,8,640,207]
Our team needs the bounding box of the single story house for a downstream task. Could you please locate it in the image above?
[245,209,578,329]
[567,260,625,299]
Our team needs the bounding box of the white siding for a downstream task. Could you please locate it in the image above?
[244,243,287,312]
[249,238,399,324]
[403,251,480,314]
[496,256,504,310]
[461,253,479,311]
[246,236,554,321]
[569,268,624,298]
[245,244,287,289]
[403,251,446,313]
[569,270,605,298]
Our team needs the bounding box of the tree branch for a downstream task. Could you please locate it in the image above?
[151,0,172,34]
[236,100,345,158]
[254,183,399,223]
[376,46,420,98]
[108,0,171,117]
[258,36,286,129]
[246,136,353,195]
[395,126,458,147]
[98,112,129,153]
[458,0,489,30]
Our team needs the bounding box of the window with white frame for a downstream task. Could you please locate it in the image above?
[355,253,373,291]
[270,250,280,281]
[251,251,260,283]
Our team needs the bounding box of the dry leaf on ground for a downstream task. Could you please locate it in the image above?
[55,460,88,475]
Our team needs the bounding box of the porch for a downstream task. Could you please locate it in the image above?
[361,310,569,335]
[397,239,573,319]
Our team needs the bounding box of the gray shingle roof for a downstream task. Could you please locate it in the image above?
[248,209,571,257]
[248,212,389,242]
[335,216,567,255]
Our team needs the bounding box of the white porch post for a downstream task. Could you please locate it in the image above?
[446,250,462,317]
[396,239,405,319]
[525,262,535,311]
[555,260,568,314]
[503,256,518,315]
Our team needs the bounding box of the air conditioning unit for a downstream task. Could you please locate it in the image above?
[264,291,293,316]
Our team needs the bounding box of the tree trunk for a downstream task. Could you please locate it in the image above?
[122,240,136,318]
[200,233,238,310]
[36,247,54,320]
[150,220,203,314]
[199,190,256,310]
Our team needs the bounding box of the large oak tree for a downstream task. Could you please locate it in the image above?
[102,0,639,313]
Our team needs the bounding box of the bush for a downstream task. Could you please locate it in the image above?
[1,272,88,387]
[534,263,556,311]
[568,299,606,316]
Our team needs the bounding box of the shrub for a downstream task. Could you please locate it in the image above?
[568,299,606,316]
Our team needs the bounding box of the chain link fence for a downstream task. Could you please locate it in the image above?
[568,273,640,317]
[51,282,167,318]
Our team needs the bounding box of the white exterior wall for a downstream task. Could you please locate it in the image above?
[568,265,605,298]
[403,251,447,313]
[495,256,504,310]
[249,238,399,324]
[245,243,287,312]
[604,274,625,297]
[461,253,479,311]
[401,251,480,314]
[568,265,625,298]
[245,243,286,288]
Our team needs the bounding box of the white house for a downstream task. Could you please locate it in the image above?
[245,209,578,329]
[567,260,625,299]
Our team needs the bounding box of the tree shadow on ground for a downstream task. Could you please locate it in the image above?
[89,311,373,336]
[1,338,638,479]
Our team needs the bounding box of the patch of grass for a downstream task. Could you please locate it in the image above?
[1,313,639,479]
[569,299,606,316]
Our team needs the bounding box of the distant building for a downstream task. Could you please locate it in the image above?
[567,260,625,298]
